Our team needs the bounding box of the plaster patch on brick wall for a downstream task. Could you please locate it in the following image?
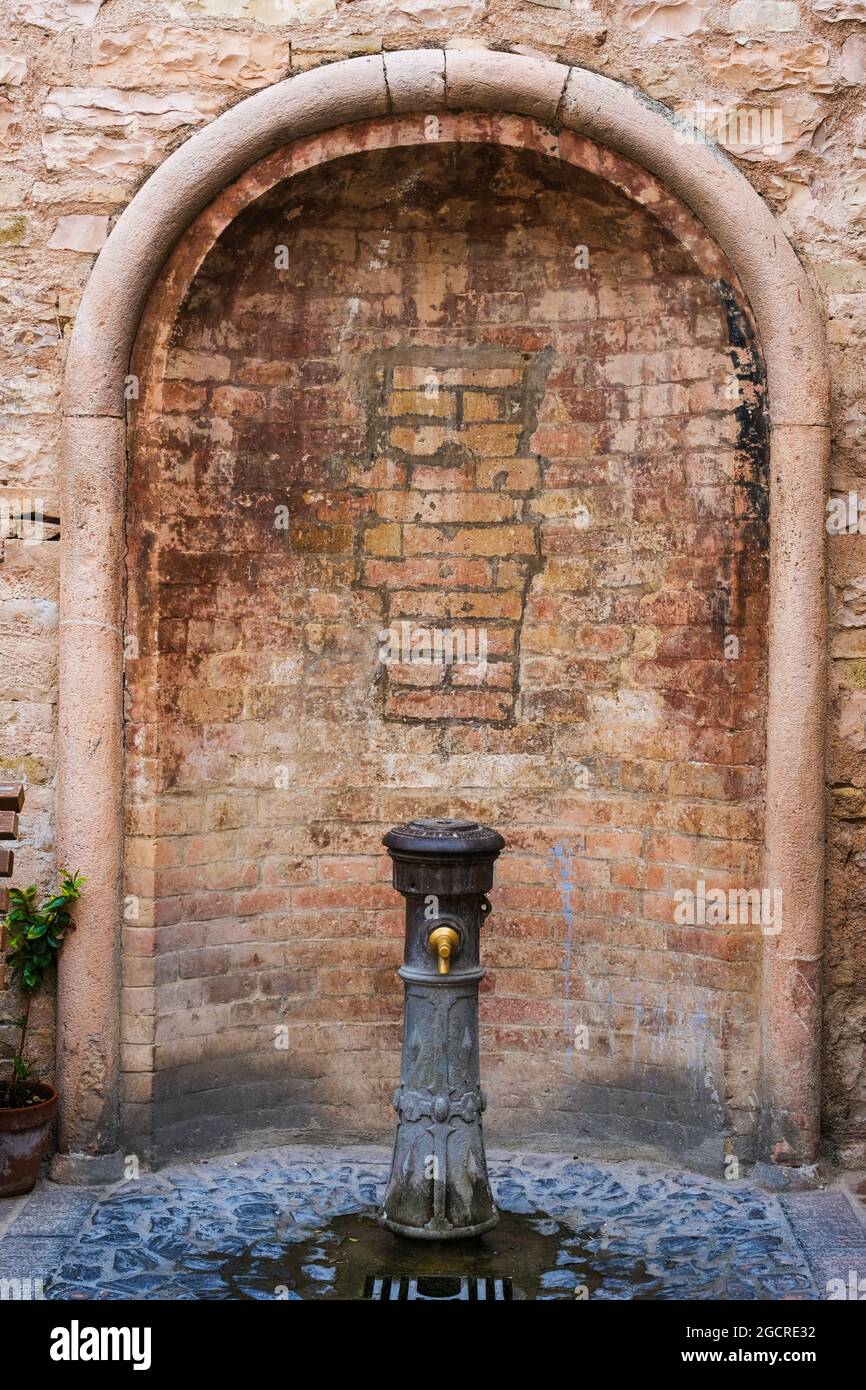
[705,43,833,93]
[165,0,336,23]
[835,576,866,629]
[47,213,108,252]
[91,26,292,88]
[842,170,866,221]
[626,1,712,42]
[840,34,866,83]
[686,92,825,162]
[386,0,488,26]
[727,0,799,32]
[13,0,105,29]
[1,371,57,415]
[838,692,866,751]
[41,131,161,179]
[0,430,55,485]
[814,0,866,19]
[43,88,224,131]
[0,97,18,145]
[0,46,27,86]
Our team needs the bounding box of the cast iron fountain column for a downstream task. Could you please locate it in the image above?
[378,817,505,1240]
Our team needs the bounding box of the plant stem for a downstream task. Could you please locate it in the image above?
[16,989,33,1071]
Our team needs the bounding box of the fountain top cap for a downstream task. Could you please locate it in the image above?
[383,818,505,858]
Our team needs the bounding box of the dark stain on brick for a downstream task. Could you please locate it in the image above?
[716,277,769,529]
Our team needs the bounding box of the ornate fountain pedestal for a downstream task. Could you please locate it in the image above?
[378,817,504,1240]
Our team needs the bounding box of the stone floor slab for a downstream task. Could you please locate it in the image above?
[7,1186,101,1236]
[781,1192,866,1252]
[780,1191,866,1301]
[0,1236,73,1281]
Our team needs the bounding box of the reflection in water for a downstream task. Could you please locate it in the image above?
[209,1211,658,1301]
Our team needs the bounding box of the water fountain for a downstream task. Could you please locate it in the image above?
[378,817,504,1240]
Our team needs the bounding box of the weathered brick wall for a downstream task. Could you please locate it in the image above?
[123,135,767,1164]
[1,0,865,1166]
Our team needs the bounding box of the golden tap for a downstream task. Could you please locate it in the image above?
[428,925,460,975]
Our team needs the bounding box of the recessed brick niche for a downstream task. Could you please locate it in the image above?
[124,119,768,1166]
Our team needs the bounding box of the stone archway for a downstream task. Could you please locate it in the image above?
[55,50,829,1180]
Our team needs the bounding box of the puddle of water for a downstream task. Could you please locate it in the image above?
[206,1211,660,1300]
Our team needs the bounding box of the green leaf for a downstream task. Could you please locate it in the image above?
[2,871,84,1075]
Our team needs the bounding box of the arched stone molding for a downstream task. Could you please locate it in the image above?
[55,49,828,1180]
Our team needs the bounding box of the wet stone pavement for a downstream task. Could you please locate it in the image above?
[1,1148,865,1300]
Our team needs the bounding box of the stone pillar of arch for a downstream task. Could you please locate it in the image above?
[54,49,829,1181]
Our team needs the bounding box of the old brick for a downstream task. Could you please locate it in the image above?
[403,524,536,557]
[109,131,775,1165]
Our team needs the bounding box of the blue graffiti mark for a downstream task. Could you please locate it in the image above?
[686,1003,722,1114]
[549,842,578,1072]
[631,996,644,1063]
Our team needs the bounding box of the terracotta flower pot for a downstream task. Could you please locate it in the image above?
[0,1084,57,1197]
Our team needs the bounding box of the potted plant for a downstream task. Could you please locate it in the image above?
[0,870,84,1197]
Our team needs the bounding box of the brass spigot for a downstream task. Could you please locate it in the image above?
[428,925,459,975]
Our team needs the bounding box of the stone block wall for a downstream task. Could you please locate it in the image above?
[1,0,865,1166]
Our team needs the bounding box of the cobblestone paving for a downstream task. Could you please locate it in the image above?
[0,1148,834,1301]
